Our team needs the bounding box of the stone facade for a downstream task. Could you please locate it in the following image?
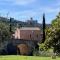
[13,27,41,42]
[11,27,42,55]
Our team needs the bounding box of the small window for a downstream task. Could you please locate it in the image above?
[30,34,31,38]
[36,34,38,38]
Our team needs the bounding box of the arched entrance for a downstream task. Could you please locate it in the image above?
[17,44,30,55]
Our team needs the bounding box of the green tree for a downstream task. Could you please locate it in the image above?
[44,12,60,54]
[0,21,10,48]
[42,13,46,43]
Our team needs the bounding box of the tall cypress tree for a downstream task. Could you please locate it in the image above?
[42,13,46,43]
[10,18,12,34]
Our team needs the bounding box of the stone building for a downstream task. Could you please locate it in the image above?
[11,27,42,55]
[13,27,41,41]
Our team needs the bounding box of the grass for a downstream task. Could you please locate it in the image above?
[0,55,60,60]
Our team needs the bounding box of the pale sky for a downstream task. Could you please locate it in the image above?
[0,0,60,24]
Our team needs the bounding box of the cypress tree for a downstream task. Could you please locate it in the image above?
[10,18,12,34]
[42,13,46,43]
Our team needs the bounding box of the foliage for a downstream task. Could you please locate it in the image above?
[0,21,11,49]
[44,12,60,54]
[38,43,54,57]
[0,21,10,39]
[42,14,46,43]
[39,43,46,51]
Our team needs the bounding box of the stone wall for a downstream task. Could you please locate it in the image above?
[13,39,39,55]
[0,39,39,55]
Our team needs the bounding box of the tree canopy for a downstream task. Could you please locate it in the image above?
[44,12,60,54]
[0,21,11,48]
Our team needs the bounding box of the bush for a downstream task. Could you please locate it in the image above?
[38,49,54,57]
[52,53,56,59]
[33,50,39,56]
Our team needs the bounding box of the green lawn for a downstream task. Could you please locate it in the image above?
[0,55,60,60]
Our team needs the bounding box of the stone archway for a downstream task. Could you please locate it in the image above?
[17,44,30,55]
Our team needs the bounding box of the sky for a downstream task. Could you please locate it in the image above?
[0,0,60,24]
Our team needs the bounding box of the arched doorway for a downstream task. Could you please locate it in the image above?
[17,44,31,55]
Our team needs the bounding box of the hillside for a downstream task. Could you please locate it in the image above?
[0,16,51,31]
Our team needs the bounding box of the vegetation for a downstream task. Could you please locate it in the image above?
[0,55,60,60]
[42,13,46,43]
[0,21,10,48]
[40,12,60,56]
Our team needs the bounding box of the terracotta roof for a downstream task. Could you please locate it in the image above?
[19,27,40,30]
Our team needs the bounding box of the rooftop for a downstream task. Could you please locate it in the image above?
[19,27,40,30]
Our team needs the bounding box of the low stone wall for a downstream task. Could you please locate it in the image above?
[0,39,39,55]
[13,39,39,55]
